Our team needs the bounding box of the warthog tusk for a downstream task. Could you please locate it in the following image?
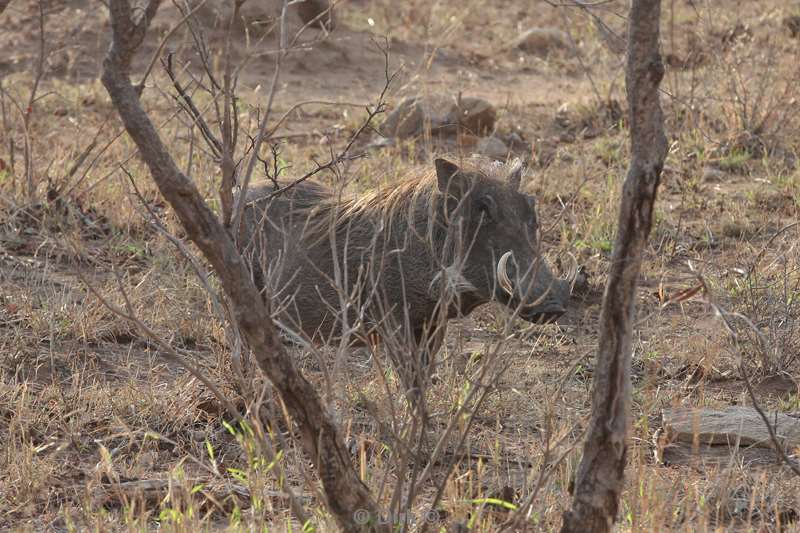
[497,251,515,297]
[498,252,547,308]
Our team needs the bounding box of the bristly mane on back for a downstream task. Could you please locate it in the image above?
[298,157,512,247]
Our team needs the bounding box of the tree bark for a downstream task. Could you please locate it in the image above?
[100,1,385,530]
[560,1,668,531]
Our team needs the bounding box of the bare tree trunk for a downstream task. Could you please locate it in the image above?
[560,1,668,531]
[100,1,385,530]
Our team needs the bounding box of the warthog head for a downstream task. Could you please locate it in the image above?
[434,157,574,323]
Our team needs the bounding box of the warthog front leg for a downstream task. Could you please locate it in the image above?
[417,323,446,372]
[396,323,446,415]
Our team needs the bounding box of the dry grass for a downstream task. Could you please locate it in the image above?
[1,0,800,530]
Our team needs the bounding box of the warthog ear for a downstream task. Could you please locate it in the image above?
[435,158,462,193]
[507,158,526,191]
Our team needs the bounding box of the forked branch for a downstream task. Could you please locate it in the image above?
[100,0,385,530]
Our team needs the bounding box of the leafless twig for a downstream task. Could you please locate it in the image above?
[135,0,209,92]
[701,285,800,479]
[100,0,386,528]
[257,39,398,205]
[230,0,291,234]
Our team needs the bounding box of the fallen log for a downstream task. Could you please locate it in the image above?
[662,406,800,450]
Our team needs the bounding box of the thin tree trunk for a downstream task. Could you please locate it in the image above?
[560,1,668,531]
[100,1,386,530]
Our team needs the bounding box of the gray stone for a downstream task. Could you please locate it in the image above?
[380,95,497,139]
[515,27,573,56]
[475,136,510,161]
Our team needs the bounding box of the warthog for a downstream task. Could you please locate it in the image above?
[239,157,573,387]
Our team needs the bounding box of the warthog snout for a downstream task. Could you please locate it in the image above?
[496,250,575,324]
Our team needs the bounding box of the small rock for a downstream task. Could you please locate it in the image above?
[475,136,510,161]
[514,27,573,56]
[451,97,496,136]
[380,95,496,139]
[702,166,726,183]
[379,97,426,139]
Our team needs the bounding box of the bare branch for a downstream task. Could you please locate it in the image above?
[229,0,290,234]
[258,94,391,203]
[705,293,800,478]
[560,1,668,531]
[161,53,223,159]
[76,266,240,421]
[219,0,244,227]
[75,262,313,523]
[264,99,367,140]
[250,39,397,208]
[740,354,800,478]
[20,0,48,199]
[100,1,385,529]
[135,0,209,92]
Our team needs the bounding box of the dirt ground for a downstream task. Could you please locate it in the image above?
[1,0,800,531]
